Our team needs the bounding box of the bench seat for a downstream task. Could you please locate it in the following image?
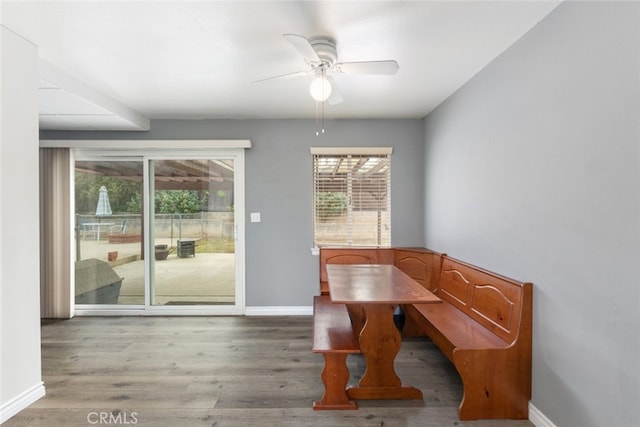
[312,295,360,410]
[406,255,532,420]
[410,302,509,354]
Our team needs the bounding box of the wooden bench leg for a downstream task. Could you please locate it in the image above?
[313,353,358,410]
[454,349,530,420]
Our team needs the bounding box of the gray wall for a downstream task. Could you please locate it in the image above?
[42,119,425,306]
[423,2,639,426]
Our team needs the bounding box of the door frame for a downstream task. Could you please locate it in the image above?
[144,152,245,315]
[43,139,251,316]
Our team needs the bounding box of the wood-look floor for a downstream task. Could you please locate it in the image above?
[5,316,533,427]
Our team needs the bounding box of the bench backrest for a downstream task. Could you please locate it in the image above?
[437,256,532,345]
[319,248,393,294]
[393,248,441,292]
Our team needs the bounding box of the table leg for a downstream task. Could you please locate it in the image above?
[347,303,423,400]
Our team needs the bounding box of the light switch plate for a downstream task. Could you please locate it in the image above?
[250,212,261,223]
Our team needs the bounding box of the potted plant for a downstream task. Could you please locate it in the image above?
[155,244,169,260]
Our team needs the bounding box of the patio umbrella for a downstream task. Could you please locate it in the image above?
[92,186,113,242]
[96,186,112,216]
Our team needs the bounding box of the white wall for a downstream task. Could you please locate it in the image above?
[0,26,45,422]
[423,2,639,426]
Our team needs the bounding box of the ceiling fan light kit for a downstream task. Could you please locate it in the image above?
[309,72,332,102]
[255,33,399,134]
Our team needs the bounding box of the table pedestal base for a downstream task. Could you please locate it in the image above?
[344,303,424,401]
[347,385,423,400]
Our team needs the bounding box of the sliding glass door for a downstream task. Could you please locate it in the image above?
[149,158,236,306]
[74,159,145,306]
[73,150,244,314]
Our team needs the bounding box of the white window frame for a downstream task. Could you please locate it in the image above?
[311,147,392,248]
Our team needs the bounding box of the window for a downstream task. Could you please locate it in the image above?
[312,147,391,247]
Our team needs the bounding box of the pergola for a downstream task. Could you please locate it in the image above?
[75,159,234,191]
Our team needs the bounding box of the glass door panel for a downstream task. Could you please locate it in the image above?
[74,160,144,306]
[150,159,235,306]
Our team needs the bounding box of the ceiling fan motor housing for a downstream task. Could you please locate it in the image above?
[309,37,338,67]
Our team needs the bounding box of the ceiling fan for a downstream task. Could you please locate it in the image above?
[254,34,399,105]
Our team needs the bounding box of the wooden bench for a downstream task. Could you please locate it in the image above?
[312,295,361,410]
[403,255,532,420]
[317,247,532,420]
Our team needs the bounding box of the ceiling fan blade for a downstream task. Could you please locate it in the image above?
[334,60,399,75]
[327,77,343,105]
[252,70,311,84]
[284,33,320,63]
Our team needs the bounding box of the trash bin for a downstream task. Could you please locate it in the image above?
[177,240,195,258]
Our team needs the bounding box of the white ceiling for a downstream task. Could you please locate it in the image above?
[1,0,561,131]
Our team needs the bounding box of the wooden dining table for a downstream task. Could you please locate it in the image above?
[326,263,441,401]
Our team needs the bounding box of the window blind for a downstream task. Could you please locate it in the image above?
[313,151,391,247]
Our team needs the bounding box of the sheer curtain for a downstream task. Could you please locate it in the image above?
[39,147,72,318]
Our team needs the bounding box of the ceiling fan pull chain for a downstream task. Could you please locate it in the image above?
[321,101,326,134]
[315,100,326,136]
[315,100,320,136]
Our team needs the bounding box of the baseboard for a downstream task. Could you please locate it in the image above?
[0,382,46,424]
[245,306,313,316]
[74,306,314,316]
[529,401,557,427]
